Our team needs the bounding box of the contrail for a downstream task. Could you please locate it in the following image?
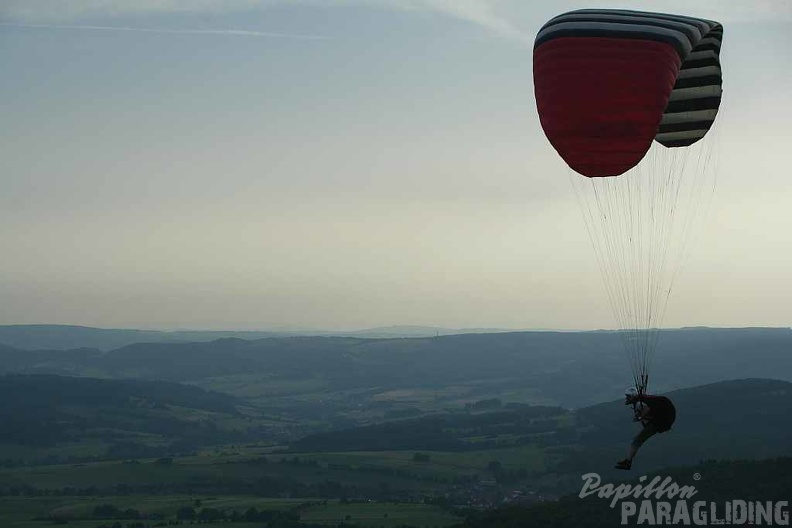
[0,22,328,40]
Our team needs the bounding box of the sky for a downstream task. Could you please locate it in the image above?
[1,0,790,331]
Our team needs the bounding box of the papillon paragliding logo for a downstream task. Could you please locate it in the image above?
[533,8,724,396]
[579,473,790,526]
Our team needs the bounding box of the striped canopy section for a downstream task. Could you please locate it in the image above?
[533,9,723,177]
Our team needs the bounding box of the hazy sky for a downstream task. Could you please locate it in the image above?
[1,1,790,331]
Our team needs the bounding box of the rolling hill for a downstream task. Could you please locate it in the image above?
[290,378,792,477]
[0,374,261,462]
[1,327,790,411]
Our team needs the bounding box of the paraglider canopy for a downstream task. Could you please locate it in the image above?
[533,9,723,177]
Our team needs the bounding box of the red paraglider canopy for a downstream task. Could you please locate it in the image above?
[533,9,723,178]
[534,38,680,177]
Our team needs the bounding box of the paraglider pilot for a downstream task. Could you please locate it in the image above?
[616,388,676,470]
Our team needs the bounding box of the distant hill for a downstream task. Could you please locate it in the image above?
[1,327,790,410]
[0,374,255,461]
[0,342,102,375]
[0,324,528,351]
[290,404,567,453]
[340,325,538,338]
[0,324,286,351]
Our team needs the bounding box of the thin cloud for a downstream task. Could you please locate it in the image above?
[4,0,790,26]
[2,0,532,44]
[365,0,531,44]
[419,0,532,44]
[0,22,328,40]
[1,0,269,22]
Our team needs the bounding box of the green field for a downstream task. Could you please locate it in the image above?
[0,443,547,490]
[195,374,332,400]
[293,445,546,478]
[0,495,312,527]
[300,501,462,527]
[0,495,462,528]
[0,443,546,527]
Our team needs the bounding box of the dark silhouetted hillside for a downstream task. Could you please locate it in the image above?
[0,374,246,454]
[290,379,792,472]
[556,378,792,478]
